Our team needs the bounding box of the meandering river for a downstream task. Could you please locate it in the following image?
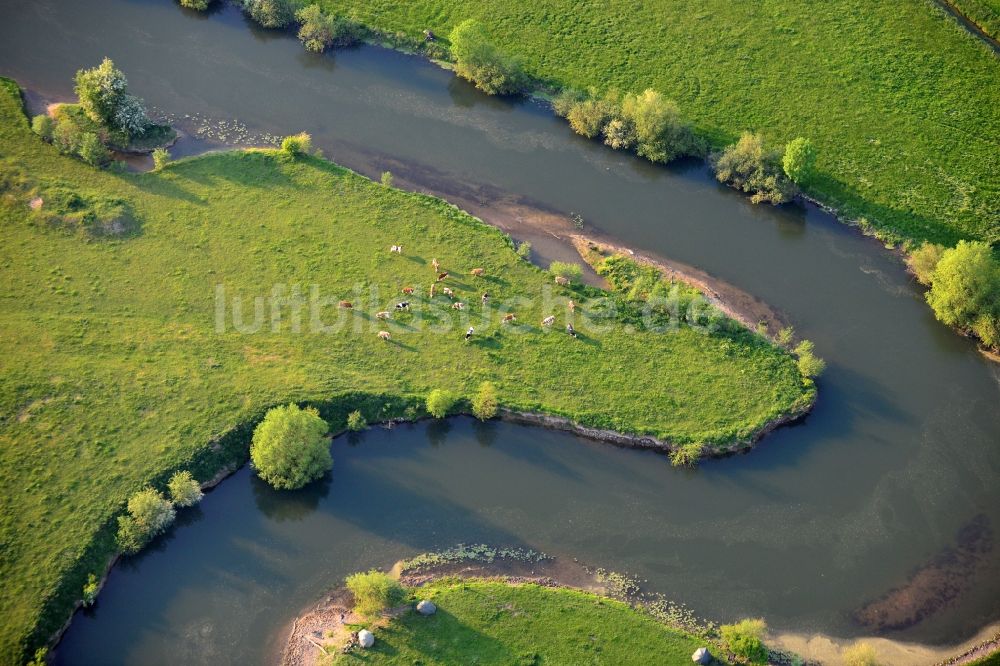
[1,0,999,663]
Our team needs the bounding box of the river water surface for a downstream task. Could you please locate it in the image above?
[1,1,999,663]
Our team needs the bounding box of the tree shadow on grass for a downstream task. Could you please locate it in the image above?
[375,607,515,663]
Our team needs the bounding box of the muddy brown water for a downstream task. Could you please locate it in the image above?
[1,1,999,664]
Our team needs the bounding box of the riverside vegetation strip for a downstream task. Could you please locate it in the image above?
[0,78,811,662]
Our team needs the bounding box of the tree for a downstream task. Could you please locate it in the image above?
[926,240,1000,332]
[564,93,618,139]
[346,410,367,431]
[167,470,203,507]
[31,114,53,141]
[243,0,294,28]
[782,137,816,184]
[78,132,110,167]
[281,132,312,157]
[82,573,99,607]
[296,6,363,52]
[250,404,331,490]
[116,488,176,554]
[713,132,797,204]
[603,117,636,150]
[152,147,171,170]
[906,243,946,285]
[380,171,393,187]
[52,117,83,155]
[621,89,699,163]
[794,339,826,378]
[472,382,498,420]
[113,93,149,138]
[449,19,525,96]
[180,0,211,9]
[74,58,149,137]
[345,570,406,617]
[720,618,768,664]
[426,389,457,418]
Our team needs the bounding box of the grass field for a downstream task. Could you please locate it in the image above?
[318,0,1000,248]
[331,580,721,665]
[0,77,809,662]
[950,0,1000,40]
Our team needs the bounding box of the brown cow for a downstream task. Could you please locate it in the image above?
[437,272,449,282]
[502,313,517,323]
[377,330,391,341]
[470,268,485,277]
[452,302,465,310]
[339,300,353,309]
[554,276,569,286]
[402,287,415,295]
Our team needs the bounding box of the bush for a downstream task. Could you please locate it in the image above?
[380,171,393,187]
[564,94,618,139]
[621,89,699,163]
[296,6,364,52]
[31,114,53,141]
[926,241,1000,336]
[449,19,526,96]
[52,117,83,155]
[973,314,999,349]
[346,410,367,431]
[116,487,176,554]
[550,261,583,282]
[472,382,499,420]
[426,389,457,418]
[345,570,407,617]
[167,470,203,507]
[776,326,795,347]
[179,0,211,8]
[78,132,110,167]
[843,641,881,666]
[243,0,294,28]
[516,240,532,260]
[603,117,636,150]
[250,404,331,490]
[782,137,816,184]
[82,573,99,607]
[713,132,797,204]
[720,618,768,664]
[794,340,826,378]
[74,58,149,138]
[26,648,47,666]
[669,442,704,467]
[906,242,946,285]
[152,147,171,170]
[281,132,312,157]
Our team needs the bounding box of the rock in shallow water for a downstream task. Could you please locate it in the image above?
[417,600,437,615]
[357,629,374,648]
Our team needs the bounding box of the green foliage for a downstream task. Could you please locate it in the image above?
[714,132,797,205]
[793,340,826,378]
[720,617,768,664]
[426,389,457,418]
[380,170,393,187]
[77,132,110,167]
[30,114,53,141]
[167,471,203,507]
[331,579,709,664]
[906,243,946,286]
[782,137,816,184]
[73,58,149,138]
[280,132,312,157]
[449,19,525,95]
[296,5,364,52]
[152,147,171,171]
[669,442,704,467]
[345,570,407,617]
[242,0,294,28]
[926,241,1000,341]
[179,0,211,9]
[776,326,794,347]
[115,488,176,554]
[82,573,98,607]
[842,641,881,666]
[26,648,47,666]
[621,89,699,163]
[52,116,84,155]
[563,93,618,139]
[250,404,331,490]
[472,381,498,420]
[346,410,367,431]
[515,240,531,260]
[549,261,582,282]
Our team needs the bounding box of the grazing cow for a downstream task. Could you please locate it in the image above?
[465,326,474,341]
[452,302,465,310]
[338,300,353,309]
[436,272,448,282]
[376,311,390,320]
[443,287,455,299]
[541,315,555,326]
[554,276,570,286]
[390,245,403,254]
[431,258,440,272]
[503,313,517,323]
[395,301,410,310]
[567,300,576,312]
[470,268,484,277]
[429,283,437,298]
[402,287,415,295]
[377,330,391,341]
[566,323,577,338]
[481,292,490,306]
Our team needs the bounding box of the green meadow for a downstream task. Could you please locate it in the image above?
[0,78,809,661]
[319,0,1000,247]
